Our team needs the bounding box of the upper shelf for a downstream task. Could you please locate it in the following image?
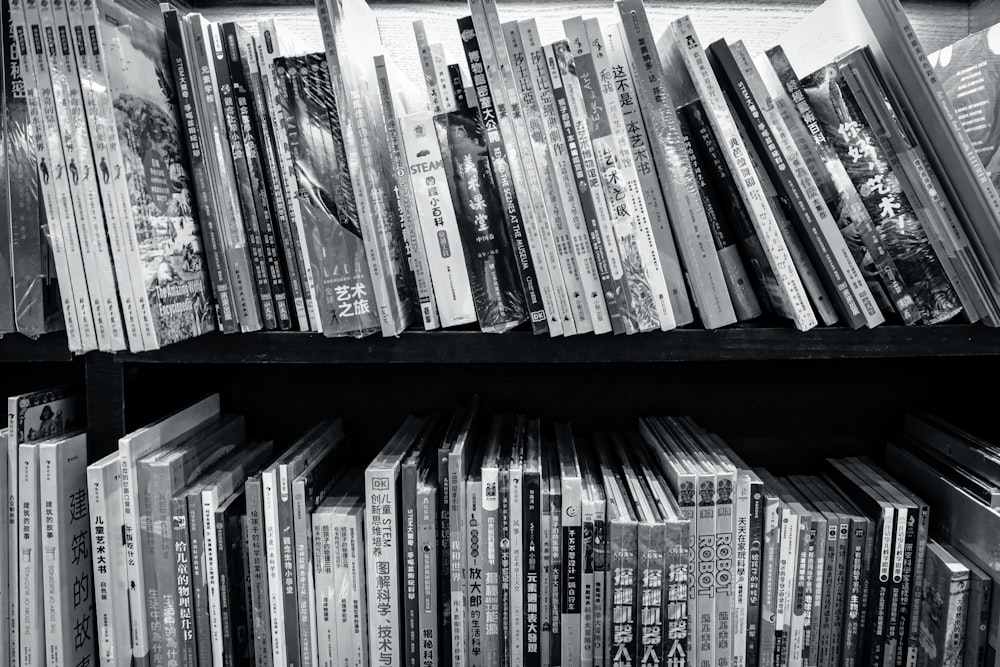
[109,323,1000,364]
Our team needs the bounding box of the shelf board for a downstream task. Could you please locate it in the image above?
[111,323,1000,364]
[0,332,74,363]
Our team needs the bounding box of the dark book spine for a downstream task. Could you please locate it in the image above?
[171,496,197,667]
[546,41,626,334]
[436,106,527,332]
[677,100,761,322]
[707,40,866,328]
[402,461,420,667]
[436,447,452,663]
[160,8,236,333]
[818,516,839,667]
[841,517,870,667]
[499,461,511,667]
[240,515,256,667]
[524,465,542,667]
[217,510,235,667]
[211,26,276,329]
[276,479,301,667]
[417,482,439,667]
[222,22,291,330]
[550,479,562,667]
[457,15,548,335]
[614,519,640,667]
[187,493,213,667]
[746,479,764,667]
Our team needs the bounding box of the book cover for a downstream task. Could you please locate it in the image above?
[918,541,970,667]
[97,0,215,347]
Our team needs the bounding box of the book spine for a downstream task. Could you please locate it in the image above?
[216,509,235,667]
[170,495,196,667]
[591,493,607,667]
[366,464,402,666]
[418,483,439,667]
[717,469,737,667]
[184,14,261,334]
[579,491,594,667]
[828,514,849,667]
[662,16,815,330]
[511,458,526,667]
[276,466,302,667]
[465,473,484,666]
[477,0,566,336]
[255,21,319,329]
[561,472,582,667]
[436,448,452,663]
[483,461,501,667]
[335,506,358,667]
[245,477,272,666]
[160,7,236,334]
[774,505,797,667]
[728,42,882,328]
[791,514,816,667]
[312,508,337,667]
[678,101,761,322]
[402,463,420,667]
[145,462,181,667]
[609,22,693,326]
[758,495,780,667]
[293,479,316,667]
[16,0,92,352]
[965,568,991,667]
[504,21,590,334]
[584,18,679,332]
[733,475,752,667]
[346,505,370,667]
[540,472,552,667]
[615,517,640,667]
[18,444,41,667]
[448,448,467,667]
[186,490,212,667]
[201,491,225,666]
[841,517,869,667]
[616,0,738,329]
[210,25,275,330]
[87,462,123,666]
[817,516,838,667]
[550,475,562,667]
[746,479,764,667]
[223,22,291,330]
[373,56,439,331]
[543,41,626,334]
[499,461,512,667]
[40,446,64,665]
[525,463,543,667]
[519,19,611,334]
[262,470,287,666]
[458,15,547,334]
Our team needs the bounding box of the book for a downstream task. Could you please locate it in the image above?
[39,431,96,667]
[918,540,970,667]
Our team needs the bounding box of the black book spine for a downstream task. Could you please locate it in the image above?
[221,22,290,330]
[211,26,276,329]
[499,456,511,667]
[524,460,541,667]
[436,105,527,332]
[402,459,420,667]
[187,493,213,667]
[448,63,467,110]
[706,40,865,328]
[437,446,452,663]
[161,8,236,333]
[239,515,256,667]
[171,495,197,667]
[457,15,548,335]
[842,517,871,667]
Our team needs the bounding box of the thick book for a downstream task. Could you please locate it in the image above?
[39,432,96,667]
[87,450,131,667]
[94,0,216,348]
[277,53,380,337]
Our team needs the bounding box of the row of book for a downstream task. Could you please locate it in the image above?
[5,0,1000,354]
[4,386,999,667]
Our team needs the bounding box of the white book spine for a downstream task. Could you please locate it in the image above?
[262,469,288,666]
[6,413,18,667]
[71,0,148,352]
[16,0,92,352]
[412,20,441,114]
[510,459,525,666]
[430,43,455,113]
[471,0,565,336]
[397,111,477,327]
[503,20,591,335]
[313,507,339,667]
[84,0,159,348]
[731,41,882,328]
[732,475,751,667]
[587,18,676,331]
[346,505,369,667]
[665,16,816,331]
[0,429,6,667]
[18,443,41,667]
[520,22,612,334]
[46,0,126,352]
[88,457,130,666]
[366,462,401,667]
[560,468,582,667]
[201,488,225,667]
[775,506,798,665]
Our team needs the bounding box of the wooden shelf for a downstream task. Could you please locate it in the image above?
[0,331,74,363]
[110,323,1000,364]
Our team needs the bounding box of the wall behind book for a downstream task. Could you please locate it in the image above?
[972,0,1000,33]
[120,354,1000,472]
[199,0,971,94]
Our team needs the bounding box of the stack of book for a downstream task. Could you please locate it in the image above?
[4,0,1000,353]
[1,385,95,667]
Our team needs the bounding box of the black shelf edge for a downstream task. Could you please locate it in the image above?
[108,323,1000,364]
[0,331,74,362]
